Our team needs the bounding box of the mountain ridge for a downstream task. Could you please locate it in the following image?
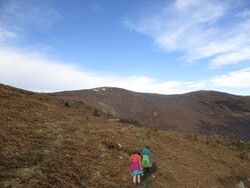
[51,87,250,141]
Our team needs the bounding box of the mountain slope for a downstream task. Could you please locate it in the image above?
[1,84,250,188]
[51,87,250,141]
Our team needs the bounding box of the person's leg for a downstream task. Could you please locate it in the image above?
[147,167,151,174]
[133,175,136,184]
[137,175,141,184]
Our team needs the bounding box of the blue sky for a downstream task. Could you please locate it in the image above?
[0,0,250,95]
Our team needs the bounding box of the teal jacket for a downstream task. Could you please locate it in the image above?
[142,148,152,164]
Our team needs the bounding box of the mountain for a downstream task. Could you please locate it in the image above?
[50,87,250,141]
[1,84,250,188]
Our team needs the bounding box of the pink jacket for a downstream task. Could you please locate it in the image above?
[129,154,143,169]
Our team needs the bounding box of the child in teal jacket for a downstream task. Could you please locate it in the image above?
[142,146,152,168]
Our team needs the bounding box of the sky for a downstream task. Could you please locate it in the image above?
[0,0,250,95]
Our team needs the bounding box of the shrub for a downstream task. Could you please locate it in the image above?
[93,109,100,117]
[118,118,143,126]
[194,134,198,141]
[64,102,70,107]
[187,134,198,141]
[239,150,250,160]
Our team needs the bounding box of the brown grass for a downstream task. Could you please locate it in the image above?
[0,84,250,187]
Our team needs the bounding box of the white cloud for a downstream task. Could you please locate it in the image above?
[193,33,247,60]
[0,29,17,40]
[0,28,19,46]
[211,68,250,87]
[125,0,227,50]
[1,46,249,95]
[210,47,250,68]
[0,47,194,94]
[175,0,202,10]
[186,81,206,88]
[124,0,250,68]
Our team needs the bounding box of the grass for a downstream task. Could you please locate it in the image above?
[1,84,250,187]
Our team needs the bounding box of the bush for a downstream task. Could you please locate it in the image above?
[118,118,143,126]
[187,134,198,141]
[239,150,250,160]
[64,102,70,107]
[93,109,100,117]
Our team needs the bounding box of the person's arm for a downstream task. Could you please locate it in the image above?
[139,157,143,169]
[129,154,133,162]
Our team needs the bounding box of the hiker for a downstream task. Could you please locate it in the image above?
[129,151,143,185]
[141,146,152,173]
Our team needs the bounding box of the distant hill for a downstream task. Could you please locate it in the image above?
[1,84,250,187]
[51,87,250,141]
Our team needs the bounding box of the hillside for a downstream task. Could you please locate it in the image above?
[1,84,250,188]
[51,87,250,141]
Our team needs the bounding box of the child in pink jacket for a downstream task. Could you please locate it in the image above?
[129,151,143,185]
